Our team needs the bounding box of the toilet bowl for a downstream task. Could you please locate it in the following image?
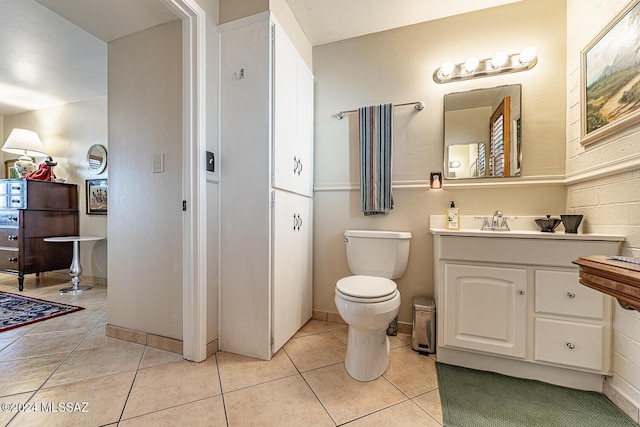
[334,230,411,381]
[335,275,401,381]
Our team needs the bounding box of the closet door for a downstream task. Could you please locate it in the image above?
[273,24,300,194]
[272,190,313,353]
[296,62,314,197]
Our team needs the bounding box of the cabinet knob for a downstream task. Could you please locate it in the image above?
[517,289,526,295]
[8,216,17,222]
[566,292,576,299]
[7,235,17,241]
[566,342,575,350]
[7,257,17,263]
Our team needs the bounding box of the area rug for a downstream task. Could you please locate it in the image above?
[0,291,84,332]
[436,362,637,427]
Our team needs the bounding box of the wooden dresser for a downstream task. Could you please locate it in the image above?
[0,179,78,291]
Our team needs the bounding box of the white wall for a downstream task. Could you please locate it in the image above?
[566,0,640,418]
[107,20,183,339]
[312,0,568,323]
[2,97,108,279]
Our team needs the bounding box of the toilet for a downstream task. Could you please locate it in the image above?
[335,229,411,381]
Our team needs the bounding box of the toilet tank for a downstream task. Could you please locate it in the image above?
[344,230,411,279]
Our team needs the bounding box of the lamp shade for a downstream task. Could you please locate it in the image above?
[2,128,47,158]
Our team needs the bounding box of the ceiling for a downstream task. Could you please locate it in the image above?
[0,0,520,117]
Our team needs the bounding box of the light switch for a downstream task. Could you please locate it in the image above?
[152,153,164,173]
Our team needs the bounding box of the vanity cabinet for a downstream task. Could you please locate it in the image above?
[0,179,78,291]
[219,13,314,360]
[431,224,623,390]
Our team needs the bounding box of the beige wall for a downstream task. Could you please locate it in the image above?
[2,97,108,279]
[566,0,640,417]
[107,20,183,339]
[312,0,568,323]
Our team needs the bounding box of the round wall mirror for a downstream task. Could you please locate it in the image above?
[87,144,107,174]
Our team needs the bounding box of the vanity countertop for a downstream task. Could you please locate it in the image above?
[429,215,625,241]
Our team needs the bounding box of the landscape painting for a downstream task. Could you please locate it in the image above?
[583,0,640,144]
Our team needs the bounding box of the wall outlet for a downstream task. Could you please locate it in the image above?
[152,153,164,173]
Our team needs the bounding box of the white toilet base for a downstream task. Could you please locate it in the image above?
[344,326,391,381]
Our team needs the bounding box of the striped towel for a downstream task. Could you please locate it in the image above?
[359,103,394,216]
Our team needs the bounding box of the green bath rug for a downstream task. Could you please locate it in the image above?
[436,362,637,427]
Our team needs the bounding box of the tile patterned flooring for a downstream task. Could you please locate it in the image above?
[0,274,442,426]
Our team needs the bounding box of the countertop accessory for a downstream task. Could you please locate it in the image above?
[535,215,562,232]
[561,214,583,233]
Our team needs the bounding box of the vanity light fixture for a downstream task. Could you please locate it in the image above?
[433,47,538,83]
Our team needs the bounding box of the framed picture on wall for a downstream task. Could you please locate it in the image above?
[86,179,108,215]
[581,0,640,145]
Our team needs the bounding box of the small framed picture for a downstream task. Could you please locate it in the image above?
[86,179,108,215]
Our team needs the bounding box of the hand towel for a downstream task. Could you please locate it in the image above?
[359,103,394,216]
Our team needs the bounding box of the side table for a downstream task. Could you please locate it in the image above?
[43,236,105,294]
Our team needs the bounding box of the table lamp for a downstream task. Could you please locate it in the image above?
[2,128,48,177]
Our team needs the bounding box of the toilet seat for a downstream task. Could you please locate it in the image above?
[336,275,398,303]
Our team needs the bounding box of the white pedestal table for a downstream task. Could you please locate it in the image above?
[43,236,105,294]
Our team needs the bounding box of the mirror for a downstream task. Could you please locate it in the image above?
[87,144,107,174]
[444,84,521,179]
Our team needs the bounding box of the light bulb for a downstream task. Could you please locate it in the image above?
[440,61,455,77]
[464,56,479,73]
[519,46,537,63]
[491,51,508,68]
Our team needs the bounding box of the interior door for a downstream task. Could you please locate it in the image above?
[489,96,511,177]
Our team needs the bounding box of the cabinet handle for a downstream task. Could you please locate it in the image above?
[8,216,17,222]
[566,342,575,350]
[7,235,17,241]
[293,214,297,231]
[293,156,299,174]
[297,160,302,176]
[567,292,576,299]
[7,257,17,263]
[297,214,302,231]
[517,289,526,295]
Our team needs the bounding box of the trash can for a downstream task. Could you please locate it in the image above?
[412,296,435,354]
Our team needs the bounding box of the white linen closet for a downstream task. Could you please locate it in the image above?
[219,12,314,360]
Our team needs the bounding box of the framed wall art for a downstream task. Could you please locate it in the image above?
[86,179,108,215]
[581,0,640,145]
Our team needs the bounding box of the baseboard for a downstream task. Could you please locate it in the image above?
[604,378,640,424]
[106,324,182,354]
[312,310,413,335]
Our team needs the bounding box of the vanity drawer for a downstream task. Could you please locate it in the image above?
[0,228,20,248]
[534,318,603,371]
[0,248,19,270]
[535,270,603,319]
[0,210,20,227]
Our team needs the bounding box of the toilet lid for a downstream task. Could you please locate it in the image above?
[336,275,397,299]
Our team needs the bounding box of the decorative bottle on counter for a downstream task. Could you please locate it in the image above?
[447,201,459,230]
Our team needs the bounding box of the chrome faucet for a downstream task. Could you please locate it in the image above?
[492,210,503,229]
[474,210,515,231]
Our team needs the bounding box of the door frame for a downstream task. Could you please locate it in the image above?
[164,0,208,362]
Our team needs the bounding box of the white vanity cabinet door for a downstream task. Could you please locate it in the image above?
[443,264,527,358]
[535,318,604,371]
[272,190,313,353]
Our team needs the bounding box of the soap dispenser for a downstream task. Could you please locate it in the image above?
[447,201,459,230]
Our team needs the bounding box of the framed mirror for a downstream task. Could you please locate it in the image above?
[444,84,521,179]
[87,144,107,174]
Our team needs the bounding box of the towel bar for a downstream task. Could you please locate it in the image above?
[336,101,424,120]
